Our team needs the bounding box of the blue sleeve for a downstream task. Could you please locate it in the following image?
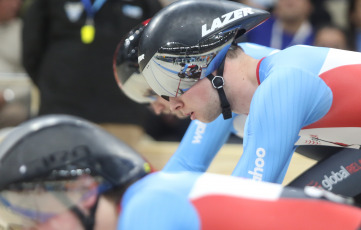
[163,114,234,172]
[238,42,278,59]
[232,68,332,183]
[118,190,200,230]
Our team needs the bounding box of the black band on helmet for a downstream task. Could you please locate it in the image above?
[206,57,232,120]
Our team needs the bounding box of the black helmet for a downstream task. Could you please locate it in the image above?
[138,0,269,119]
[113,19,157,104]
[0,115,151,229]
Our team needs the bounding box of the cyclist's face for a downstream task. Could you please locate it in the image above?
[24,211,84,230]
[26,196,118,230]
[168,78,221,123]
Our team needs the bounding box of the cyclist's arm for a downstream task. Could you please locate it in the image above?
[163,114,234,172]
[232,68,332,183]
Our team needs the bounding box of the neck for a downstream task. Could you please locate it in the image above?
[223,53,259,115]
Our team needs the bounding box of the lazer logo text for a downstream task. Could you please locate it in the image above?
[202,8,255,37]
[248,148,266,181]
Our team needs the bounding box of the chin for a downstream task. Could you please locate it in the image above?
[198,116,215,123]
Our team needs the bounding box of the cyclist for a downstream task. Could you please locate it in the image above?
[0,114,361,230]
[114,15,361,201]
[138,0,361,189]
[113,18,277,173]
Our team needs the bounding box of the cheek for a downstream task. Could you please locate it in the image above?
[197,87,211,103]
[36,213,81,230]
[184,79,212,104]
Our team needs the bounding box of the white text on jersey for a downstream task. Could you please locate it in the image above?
[248,148,266,181]
[192,121,207,144]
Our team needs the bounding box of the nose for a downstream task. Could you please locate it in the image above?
[169,97,183,112]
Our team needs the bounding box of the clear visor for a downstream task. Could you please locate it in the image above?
[114,63,157,104]
[142,30,236,97]
[152,53,214,96]
[0,174,110,229]
[121,72,157,104]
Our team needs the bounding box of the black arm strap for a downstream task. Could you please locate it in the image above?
[206,57,232,120]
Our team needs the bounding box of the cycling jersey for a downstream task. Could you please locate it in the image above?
[232,45,361,183]
[118,171,361,230]
[163,42,278,172]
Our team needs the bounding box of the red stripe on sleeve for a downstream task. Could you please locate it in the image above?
[192,195,361,230]
[304,64,361,129]
[256,57,265,85]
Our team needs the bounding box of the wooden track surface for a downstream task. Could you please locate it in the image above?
[137,140,317,185]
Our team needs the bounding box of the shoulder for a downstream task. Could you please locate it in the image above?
[238,42,279,59]
[276,45,330,61]
[260,45,330,75]
[120,186,200,230]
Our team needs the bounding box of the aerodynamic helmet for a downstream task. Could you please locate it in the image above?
[0,115,151,229]
[138,0,269,119]
[113,19,157,104]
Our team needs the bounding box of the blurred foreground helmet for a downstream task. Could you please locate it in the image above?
[0,115,151,229]
[138,0,270,98]
[113,19,157,104]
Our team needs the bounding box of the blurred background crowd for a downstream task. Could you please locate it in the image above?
[0,0,359,152]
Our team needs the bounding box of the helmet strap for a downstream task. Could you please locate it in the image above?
[206,57,232,120]
[71,195,100,230]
